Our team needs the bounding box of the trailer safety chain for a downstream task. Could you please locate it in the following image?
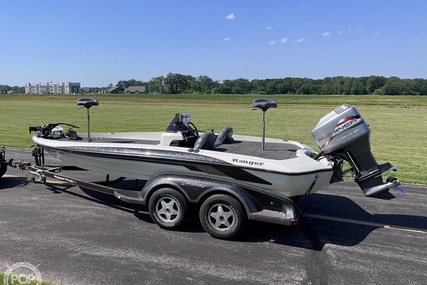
[19,177,34,187]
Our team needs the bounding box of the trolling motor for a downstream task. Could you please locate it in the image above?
[253,98,277,150]
[77,98,99,142]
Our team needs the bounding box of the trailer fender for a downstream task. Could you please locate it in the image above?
[139,173,263,215]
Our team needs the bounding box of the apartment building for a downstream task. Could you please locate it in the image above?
[25,82,81,94]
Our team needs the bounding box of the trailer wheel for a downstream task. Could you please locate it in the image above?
[0,164,6,178]
[199,194,246,240]
[148,188,189,230]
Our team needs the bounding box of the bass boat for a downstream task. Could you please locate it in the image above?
[30,98,403,199]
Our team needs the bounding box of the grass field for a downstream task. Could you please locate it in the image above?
[1,94,426,184]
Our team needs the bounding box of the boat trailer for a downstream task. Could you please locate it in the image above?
[26,145,300,240]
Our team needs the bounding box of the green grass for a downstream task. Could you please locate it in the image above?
[1,94,426,184]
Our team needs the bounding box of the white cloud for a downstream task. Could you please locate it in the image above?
[322,32,331,37]
[223,37,230,41]
[294,38,305,43]
[269,41,276,45]
[280,37,288,44]
[225,13,236,20]
[267,26,272,30]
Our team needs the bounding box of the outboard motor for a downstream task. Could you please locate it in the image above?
[312,104,403,197]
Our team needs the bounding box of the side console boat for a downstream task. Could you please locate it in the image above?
[28,98,404,239]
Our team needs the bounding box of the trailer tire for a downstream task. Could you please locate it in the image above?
[199,194,246,240]
[0,164,6,178]
[149,188,189,230]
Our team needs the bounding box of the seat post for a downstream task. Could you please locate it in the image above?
[262,110,266,150]
[77,98,99,142]
[86,107,91,141]
[252,98,277,150]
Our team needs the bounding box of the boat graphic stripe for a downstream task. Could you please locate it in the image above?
[51,146,275,185]
[43,145,332,185]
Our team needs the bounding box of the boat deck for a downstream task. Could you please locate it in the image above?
[90,137,160,145]
[217,141,299,160]
[89,136,300,160]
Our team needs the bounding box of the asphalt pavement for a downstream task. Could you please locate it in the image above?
[1,148,426,285]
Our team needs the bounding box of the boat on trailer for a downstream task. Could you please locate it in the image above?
[28,98,404,239]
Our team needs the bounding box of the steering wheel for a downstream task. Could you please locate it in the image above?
[174,121,199,142]
[187,122,199,137]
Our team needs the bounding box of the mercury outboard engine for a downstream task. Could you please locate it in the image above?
[312,104,403,197]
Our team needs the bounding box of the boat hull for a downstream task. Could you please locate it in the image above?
[35,134,334,198]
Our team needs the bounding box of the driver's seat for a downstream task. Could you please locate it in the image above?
[193,132,215,151]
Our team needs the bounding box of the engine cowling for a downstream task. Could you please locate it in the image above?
[311,104,403,197]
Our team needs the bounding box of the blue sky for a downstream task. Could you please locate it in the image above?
[1,0,426,87]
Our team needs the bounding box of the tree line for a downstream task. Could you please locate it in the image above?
[145,74,427,95]
[0,85,24,94]
[3,74,427,95]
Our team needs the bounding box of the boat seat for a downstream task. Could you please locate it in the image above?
[215,127,234,147]
[252,98,277,111]
[194,132,216,151]
[77,98,99,109]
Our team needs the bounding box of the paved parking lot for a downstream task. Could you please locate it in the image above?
[1,148,426,284]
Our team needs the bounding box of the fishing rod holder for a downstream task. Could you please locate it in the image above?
[77,98,99,142]
[252,98,277,150]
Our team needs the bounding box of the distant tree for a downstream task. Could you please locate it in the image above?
[116,79,145,88]
[231,78,252,94]
[383,77,402,95]
[351,78,366,95]
[411,78,427,95]
[265,79,279,94]
[366,76,386,94]
[321,77,334,94]
[148,76,166,94]
[251,79,268,94]
[143,74,427,95]
[215,79,233,94]
[164,73,195,94]
[196,75,218,94]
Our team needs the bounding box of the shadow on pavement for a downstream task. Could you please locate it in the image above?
[242,193,427,250]
[10,175,426,250]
